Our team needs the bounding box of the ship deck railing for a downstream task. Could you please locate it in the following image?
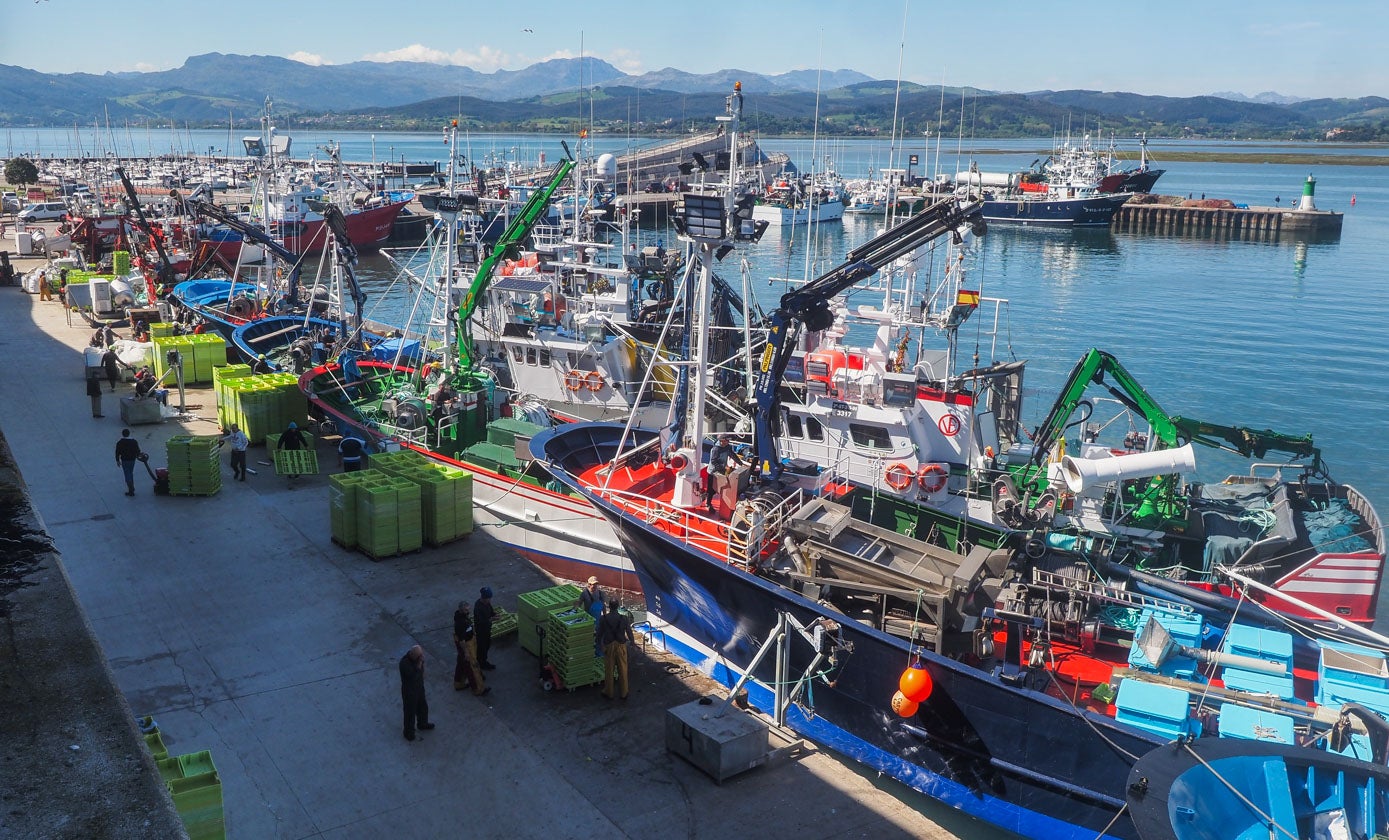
[596,486,732,561]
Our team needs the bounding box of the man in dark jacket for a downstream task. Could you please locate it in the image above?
[102,348,121,392]
[398,645,434,741]
[115,428,141,495]
[278,422,306,451]
[452,602,488,696]
[87,376,104,418]
[473,587,497,670]
[598,599,635,700]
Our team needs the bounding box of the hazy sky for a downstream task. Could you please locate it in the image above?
[4,0,1384,100]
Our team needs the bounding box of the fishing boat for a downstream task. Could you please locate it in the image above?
[753,164,847,227]
[532,180,1389,840]
[298,124,748,591]
[958,158,1133,227]
[529,84,1389,837]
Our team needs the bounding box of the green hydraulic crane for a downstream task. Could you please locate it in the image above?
[456,153,575,372]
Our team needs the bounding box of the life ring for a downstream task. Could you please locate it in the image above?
[885,462,913,491]
[585,371,604,392]
[565,370,584,392]
[917,463,948,494]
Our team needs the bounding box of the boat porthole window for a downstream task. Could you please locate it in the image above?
[806,416,824,442]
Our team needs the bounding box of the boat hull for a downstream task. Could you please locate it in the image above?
[981,192,1131,227]
[206,199,408,259]
[753,198,846,226]
[534,422,1155,839]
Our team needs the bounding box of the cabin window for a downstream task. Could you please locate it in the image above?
[510,346,523,362]
[806,416,824,442]
[785,412,803,439]
[538,349,551,367]
[849,423,892,450]
[525,347,537,366]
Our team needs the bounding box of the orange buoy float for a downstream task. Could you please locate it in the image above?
[899,664,934,703]
[917,463,948,494]
[884,462,913,491]
[890,690,919,717]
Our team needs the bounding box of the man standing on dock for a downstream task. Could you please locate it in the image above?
[452,602,488,697]
[223,423,249,481]
[398,645,434,742]
[86,375,104,418]
[474,587,497,671]
[598,599,635,701]
[115,429,142,496]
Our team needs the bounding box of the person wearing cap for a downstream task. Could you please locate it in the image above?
[222,423,250,481]
[579,576,605,618]
[473,587,497,670]
[598,599,635,700]
[277,421,306,451]
[252,353,273,374]
[452,601,489,696]
[704,434,743,513]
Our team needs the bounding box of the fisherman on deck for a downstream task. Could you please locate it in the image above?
[705,434,744,513]
[252,353,273,375]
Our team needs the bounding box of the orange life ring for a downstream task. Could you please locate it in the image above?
[585,371,604,392]
[917,463,948,494]
[565,370,584,391]
[885,462,913,491]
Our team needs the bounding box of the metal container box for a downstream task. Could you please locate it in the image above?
[665,697,769,783]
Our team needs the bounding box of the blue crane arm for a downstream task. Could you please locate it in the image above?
[749,197,985,480]
[457,155,575,370]
[184,197,303,298]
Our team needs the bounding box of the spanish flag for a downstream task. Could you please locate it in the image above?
[956,289,980,306]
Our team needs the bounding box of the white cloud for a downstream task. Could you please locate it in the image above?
[360,44,514,72]
[604,49,644,75]
[288,51,330,66]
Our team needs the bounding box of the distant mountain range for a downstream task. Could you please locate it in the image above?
[0,53,1384,141]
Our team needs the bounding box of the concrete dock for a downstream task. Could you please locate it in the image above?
[0,239,989,837]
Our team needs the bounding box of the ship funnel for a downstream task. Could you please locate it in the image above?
[1061,443,1196,493]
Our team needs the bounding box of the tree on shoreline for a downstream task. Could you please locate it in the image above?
[4,157,39,191]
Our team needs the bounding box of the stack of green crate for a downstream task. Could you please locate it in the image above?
[364,453,474,545]
[187,334,228,383]
[221,373,308,444]
[167,435,222,496]
[517,584,582,656]
[544,607,605,688]
[168,760,225,840]
[329,469,378,548]
[395,478,422,552]
[112,250,131,276]
[356,480,399,560]
[213,364,254,428]
[149,322,176,339]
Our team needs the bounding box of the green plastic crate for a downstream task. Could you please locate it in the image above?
[177,750,216,778]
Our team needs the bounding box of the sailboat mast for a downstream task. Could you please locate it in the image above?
[442,121,460,374]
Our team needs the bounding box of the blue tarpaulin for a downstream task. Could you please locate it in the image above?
[370,338,424,363]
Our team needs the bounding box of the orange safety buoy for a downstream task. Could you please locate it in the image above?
[890,690,919,718]
[884,462,913,491]
[565,370,584,391]
[899,663,934,703]
[585,371,604,392]
[917,463,948,494]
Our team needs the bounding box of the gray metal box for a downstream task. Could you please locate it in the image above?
[120,397,163,425]
[665,697,769,783]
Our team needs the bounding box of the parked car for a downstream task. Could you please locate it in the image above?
[16,201,69,222]
[2,191,19,213]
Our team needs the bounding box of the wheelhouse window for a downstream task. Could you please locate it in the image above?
[538,349,551,367]
[849,423,892,450]
[510,346,523,362]
[785,412,803,439]
[806,416,824,442]
[525,347,537,365]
